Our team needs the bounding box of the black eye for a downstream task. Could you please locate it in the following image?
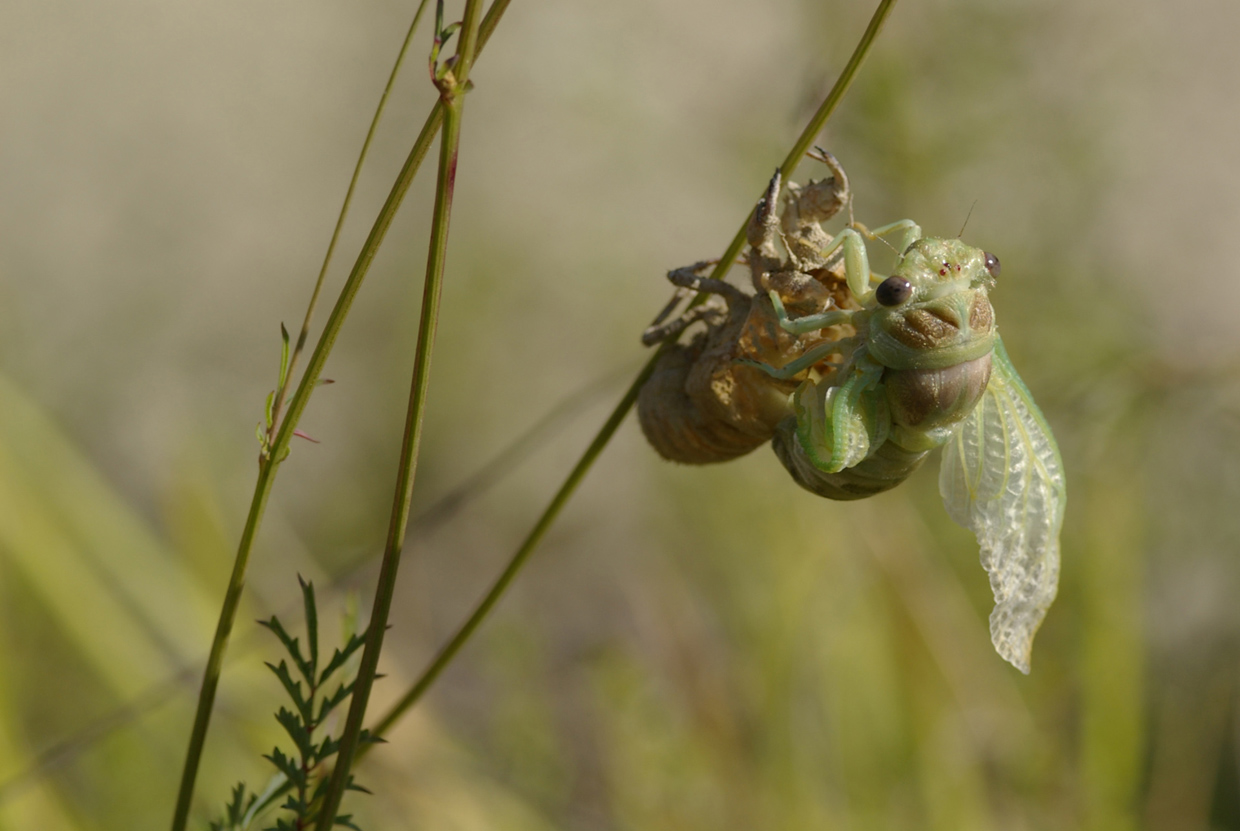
[984,252,1001,277]
[875,276,913,307]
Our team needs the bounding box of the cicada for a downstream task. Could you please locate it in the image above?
[744,218,1066,673]
[637,152,859,463]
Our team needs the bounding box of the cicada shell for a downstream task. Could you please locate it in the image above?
[637,150,1066,673]
[637,156,859,463]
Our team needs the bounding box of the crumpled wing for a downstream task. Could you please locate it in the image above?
[794,357,888,474]
[939,337,1066,673]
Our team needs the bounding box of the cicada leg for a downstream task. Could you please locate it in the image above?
[736,338,850,381]
[789,354,891,474]
[641,296,726,346]
[640,261,747,347]
[746,171,785,281]
[781,148,851,271]
[853,219,922,271]
[807,146,849,193]
[765,289,854,335]
[665,261,748,303]
[766,217,922,321]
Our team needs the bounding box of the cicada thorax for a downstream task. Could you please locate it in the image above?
[772,279,999,499]
[874,286,996,447]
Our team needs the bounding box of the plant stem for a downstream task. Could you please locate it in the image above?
[266,0,432,452]
[777,0,896,178]
[169,458,278,831]
[366,0,900,748]
[169,2,512,827]
[311,2,485,826]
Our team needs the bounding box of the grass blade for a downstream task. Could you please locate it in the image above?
[311,1,487,825]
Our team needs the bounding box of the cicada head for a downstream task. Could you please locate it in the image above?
[865,237,999,372]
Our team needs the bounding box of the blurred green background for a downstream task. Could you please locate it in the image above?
[2,0,1239,827]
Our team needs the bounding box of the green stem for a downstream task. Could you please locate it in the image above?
[777,0,896,178]
[171,107,439,831]
[169,458,278,831]
[169,1,512,827]
[311,2,485,826]
[366,0,900,748]
[266,0,432,451]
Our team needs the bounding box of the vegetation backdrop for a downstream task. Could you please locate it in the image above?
[1,0,1239,828]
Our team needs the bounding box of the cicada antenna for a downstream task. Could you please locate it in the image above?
[957,200,978,238]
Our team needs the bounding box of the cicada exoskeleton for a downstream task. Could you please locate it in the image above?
[637,153,859,463]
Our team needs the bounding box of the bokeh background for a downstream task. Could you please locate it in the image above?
[2,0,1239,827]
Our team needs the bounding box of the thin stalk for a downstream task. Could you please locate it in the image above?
[266,0,432,451]
[312,1,485,826]
[367,0,900,745]
[169,1,513,827]
[776,0,896,179]
[170,106,439,831]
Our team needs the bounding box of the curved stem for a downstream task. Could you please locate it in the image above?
[366,0,900,748]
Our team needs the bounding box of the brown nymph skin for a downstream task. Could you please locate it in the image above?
[637,160,859,464]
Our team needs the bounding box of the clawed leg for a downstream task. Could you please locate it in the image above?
[641,294,727,346]
[807,147,850,201]
[641,261,744,347]
[665,261,748,304]
[746,172,785,280]
[781,148,851,248]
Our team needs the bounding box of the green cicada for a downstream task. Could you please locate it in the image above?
[745,219,1066,673]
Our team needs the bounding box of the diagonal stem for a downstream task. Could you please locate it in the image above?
[169,2,512,827]
[266,0,433,453]
[365,360,656,743]
[365,0,900,749]
[311,1,486,826]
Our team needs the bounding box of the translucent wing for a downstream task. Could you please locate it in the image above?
[939,337,1066,673]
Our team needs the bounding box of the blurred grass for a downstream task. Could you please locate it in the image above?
[2,0,1240,828]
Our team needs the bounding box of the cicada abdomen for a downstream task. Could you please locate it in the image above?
[771,352,994,500]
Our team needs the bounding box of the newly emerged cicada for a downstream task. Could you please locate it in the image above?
[638,152,1066,673]
[637,152,859,463]
[744,216,1066,673]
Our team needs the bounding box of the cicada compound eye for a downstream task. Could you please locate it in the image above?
[875,275,914,307]
[984,252,1001,278]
